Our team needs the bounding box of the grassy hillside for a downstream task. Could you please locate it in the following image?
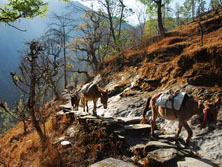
[101,8,222,94]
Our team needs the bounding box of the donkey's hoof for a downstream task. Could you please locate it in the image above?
[184,140,191,147]
[150,134,157,140]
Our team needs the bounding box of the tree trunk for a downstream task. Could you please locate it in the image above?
[198,19,204,47]
[63,25,67,89]
[28,52,46,143]
[92,52,99,72]
[105,0,117,46]
[118,0,125,39]
[156,0,165,38]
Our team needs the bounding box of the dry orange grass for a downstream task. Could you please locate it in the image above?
[0,98,67,167]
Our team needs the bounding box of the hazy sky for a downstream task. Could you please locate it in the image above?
[75,0,211,26]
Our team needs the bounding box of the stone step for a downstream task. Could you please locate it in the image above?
[114,117,142,125]
[59,104,72,110]
[89,158,137,167]
[177,157,217,167]
[124,124,151,134]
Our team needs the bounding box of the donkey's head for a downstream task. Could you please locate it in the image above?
[201,97,221,129]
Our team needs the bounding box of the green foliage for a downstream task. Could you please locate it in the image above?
[180,0,192,20]
[0,103,17,134]
[210,0,221,9]
[0,0,48,23]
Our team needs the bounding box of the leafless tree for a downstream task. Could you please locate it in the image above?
[71,10,106,73]
[39,34,64,99]
[47,14,74,89]
[134,4,149,41]
[11,41,46,142]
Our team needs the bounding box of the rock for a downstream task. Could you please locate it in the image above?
[67,126,77,137]
[56,110,66,115]
[144,141,178,153]
[59,104,72,110]
[53,136,66,144]
[61,140,71,147]
[177,157,217,167]
[146,148,179,165]
[131,144,146,158]
[124,124,151,134]
[115,117,142,125]
[89,158,137,167]
[63,108,71,113]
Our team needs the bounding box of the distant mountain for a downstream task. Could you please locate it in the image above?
[0,0,87,106]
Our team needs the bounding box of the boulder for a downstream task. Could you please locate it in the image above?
[90,158,137,167]
[145,148,179,166]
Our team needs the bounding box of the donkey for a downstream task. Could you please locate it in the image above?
[141,93,220,144]
[71,91,80,111]
[81,83,109,116]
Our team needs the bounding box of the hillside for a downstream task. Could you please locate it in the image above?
[0,7,222,167]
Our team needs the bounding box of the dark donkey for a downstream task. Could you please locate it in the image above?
[81,83,109,116]
[141,93,220,144]
[71,91,80,111]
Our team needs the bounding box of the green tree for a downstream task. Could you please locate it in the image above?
[0,0,47,23]
[0,102,16,134]
[0,97,29,135]
[175,2,182,26]
[181,0,192,22]
[84,0,133,50]
[210,0,221,9]
[140,0,172,38]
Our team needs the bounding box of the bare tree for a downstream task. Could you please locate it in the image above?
[197,5,204,47]
[11,41,46,142]
[134,4,149,41]
[40,35,63,99]
[71,11,106,73]
[47,14,74,89]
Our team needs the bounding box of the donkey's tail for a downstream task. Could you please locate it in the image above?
[141,96,151,124]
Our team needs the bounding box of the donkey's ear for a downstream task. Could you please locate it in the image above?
[107,90,112,97]
[198,100,203,109]
[203,100,210,108]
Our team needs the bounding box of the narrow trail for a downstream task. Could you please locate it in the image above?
[56,85,221,167]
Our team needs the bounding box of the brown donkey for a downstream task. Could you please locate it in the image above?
[71,91,80,111]
[141,93,220,144]
[81,83,108,116]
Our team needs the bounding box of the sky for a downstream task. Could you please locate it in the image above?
[75,0,211,26]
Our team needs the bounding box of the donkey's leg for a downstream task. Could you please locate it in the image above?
[182,121,193,144]
[86,100,89,113]
[76,101,79,111]
[82,98,86,112]
[71,97,74,111]
[151,109,158,137]
[92,99,98,116]
[175,121,183,141]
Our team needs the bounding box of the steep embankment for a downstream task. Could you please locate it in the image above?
[102,12,222,93]
[0,7,222,167]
